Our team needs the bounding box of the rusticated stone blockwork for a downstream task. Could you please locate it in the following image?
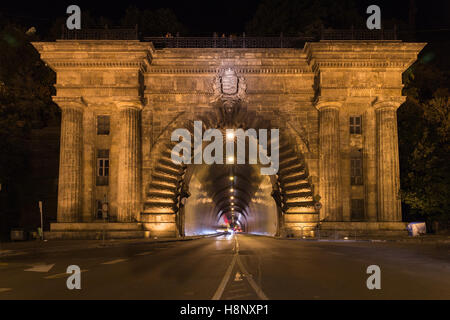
[32,40,425,238]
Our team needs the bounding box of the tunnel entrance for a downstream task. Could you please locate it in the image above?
[142,108,318,238]
[180,163,279,237]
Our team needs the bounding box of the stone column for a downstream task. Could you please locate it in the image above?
[363,107,377,221]
[53,97,84,222]
[374,100,403,221]
[117,101,142,222]
[317,101,342,221]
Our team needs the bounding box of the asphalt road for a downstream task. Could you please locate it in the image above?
[0,234,449,299]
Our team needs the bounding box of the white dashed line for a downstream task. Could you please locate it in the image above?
[24,264,55,273]
[135,251,152,256]
[102,259,128,265]
[44,270,88,279]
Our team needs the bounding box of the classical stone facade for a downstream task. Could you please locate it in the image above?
[32,40,425,239]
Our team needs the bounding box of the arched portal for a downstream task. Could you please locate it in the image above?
[181,163,279,236]
[141,109,318,238]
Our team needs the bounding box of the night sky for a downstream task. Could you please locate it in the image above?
[1,0,449,35]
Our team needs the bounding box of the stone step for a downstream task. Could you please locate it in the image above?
[145,196,176,204]
[147,188,176,197]
[280,171,307,183]
[279,156,298,168]
[285,195,314,203]
[159,156,184,169]
[142,203,177,214]
[149,180,178,192]
[282,179,310,189]
[279,146,295,158]
[285,190,313,199]
[279,162,304,175]
[152,171,179,184]
[285,205,316,214]
[155,163,184,176]
[283,184,312,194]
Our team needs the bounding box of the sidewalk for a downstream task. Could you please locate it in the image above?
[278,233,450,244]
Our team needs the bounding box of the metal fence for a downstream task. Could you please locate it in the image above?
[143,36,313,48]
[59,27,401,45]
[60,26,139,40]
[321,28,397,40]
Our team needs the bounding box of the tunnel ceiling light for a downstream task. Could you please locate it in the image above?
[227,156,234,164]
[231,208,234,211]
[231,202,234,206]
[226,132,235,140]
[230,188,234,192]
[230,196,234,200]
[229,176,234,181]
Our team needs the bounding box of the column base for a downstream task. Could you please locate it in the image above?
[282,214,319,238]
[46,223,146,240]
[319,222,408,237]
[141,213,179,238]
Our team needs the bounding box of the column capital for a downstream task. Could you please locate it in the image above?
[115,97,144,111]
[314,97,344,111]
[371,96,406,111]
[52,96,86,111]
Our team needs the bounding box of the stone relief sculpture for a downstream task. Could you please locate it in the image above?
[211,68,247,111]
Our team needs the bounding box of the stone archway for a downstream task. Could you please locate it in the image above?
[31,40,424,239]
[141,106,318,238]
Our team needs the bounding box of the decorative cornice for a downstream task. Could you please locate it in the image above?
[371,96,406,110]
[51,61,148,71]
[312,61,410,69]
[314,97,345,110]
[115,97,144,110]
[143,90,313,95]
[146,67,310,74]
[52,96,86,110]
[55,85,140,90]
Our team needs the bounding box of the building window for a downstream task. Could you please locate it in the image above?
[96,149,109,186]
[351,199,365,221]
[97,115,110,135]
[350,116,362,134]
[350,151,363,185]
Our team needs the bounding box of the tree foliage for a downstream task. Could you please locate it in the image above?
[121,6,187,36]
[0,24,58,185]
[398,44,450,221]
[245,0,363,36]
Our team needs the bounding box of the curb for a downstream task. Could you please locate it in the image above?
[0,233,227,257]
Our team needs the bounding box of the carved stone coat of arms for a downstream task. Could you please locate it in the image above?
[211,68,246,107]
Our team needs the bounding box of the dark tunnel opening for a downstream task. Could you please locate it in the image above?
[181,163,279,236]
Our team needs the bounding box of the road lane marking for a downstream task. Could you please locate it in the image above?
[24,264,55,272]
[44,269,88,279]
[234,235,269,300]
[135,251,152,256]
[211,254,237,300]
[0,288,12,293]
[236,256,269,300]
[102,259,128,265]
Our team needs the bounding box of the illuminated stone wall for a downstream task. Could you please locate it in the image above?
[32,40,425,238]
